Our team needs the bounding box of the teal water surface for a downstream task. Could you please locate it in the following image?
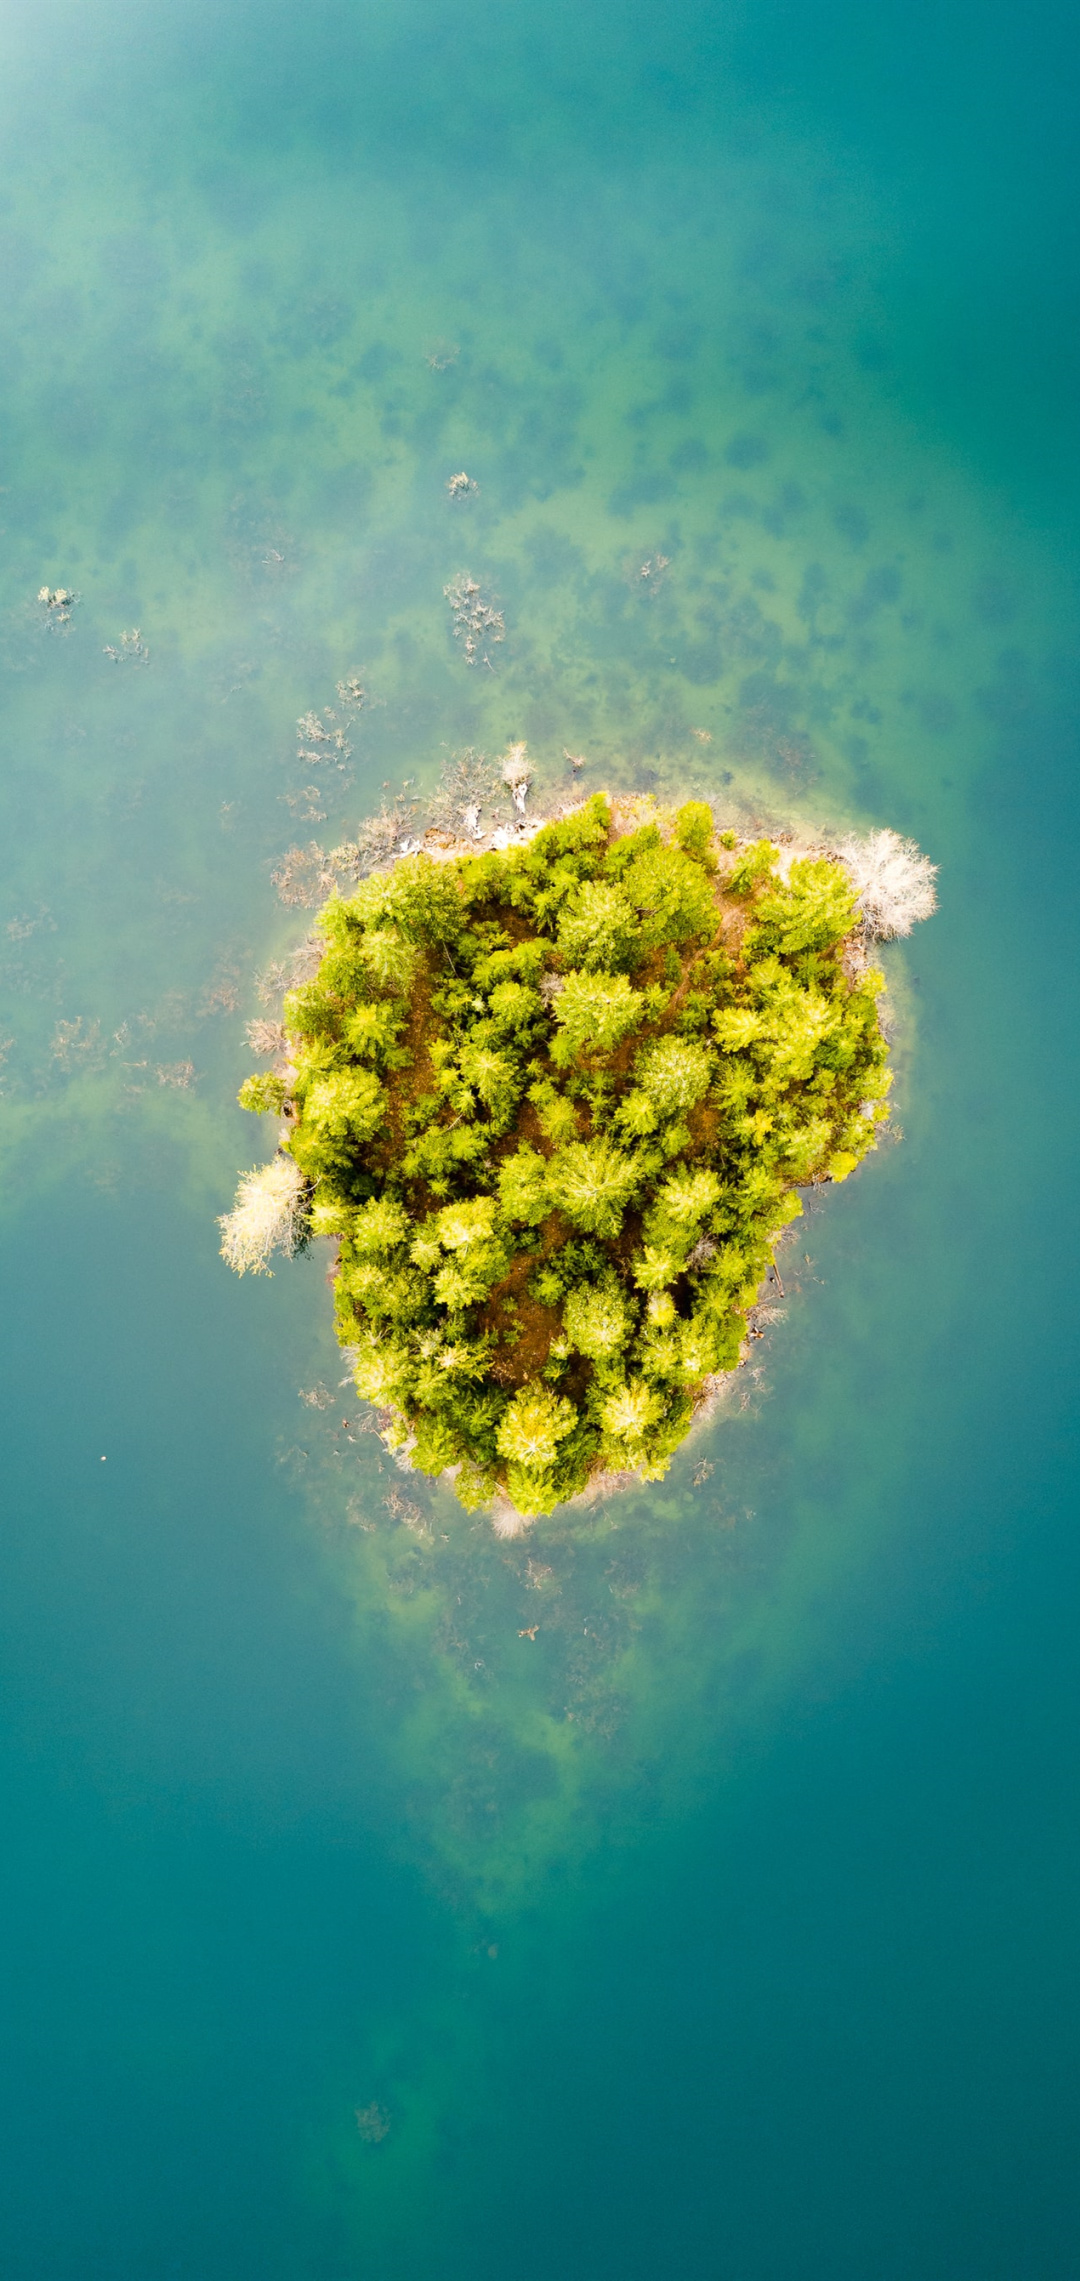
[1,2,1079,2274]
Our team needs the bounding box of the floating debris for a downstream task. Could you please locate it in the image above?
[637,553,671,591]
[103,627,149,665]
[447,470,478,498]
[155,1060,197,1090]
[426,749,504,841]
[444,571,505,666]
[38,585,77,618]
[500,740,532,815]
[692,1458,715,1488]
[6,904,54,942]
[296,710,330,744]
[564,748,587,773]
[335,675,366,710]
[425,339,459,371]
[296,709,351,768]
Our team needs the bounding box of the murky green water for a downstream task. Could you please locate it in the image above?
[1,2,1078,2274]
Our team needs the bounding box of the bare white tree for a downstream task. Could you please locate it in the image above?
[219,1155,306,1276]
[426,749,504,840]
[836,829,938,939]
[244,1017,287,1058]
[501,740,532,815]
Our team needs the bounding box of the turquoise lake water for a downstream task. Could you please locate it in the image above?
[1,0,1079,2271]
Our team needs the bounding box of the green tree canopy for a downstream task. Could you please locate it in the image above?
[226,793,894,1517]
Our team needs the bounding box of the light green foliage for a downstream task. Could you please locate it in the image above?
[351,852,463,946]
[610,830,717,949]
[631,1241,683,1292]
[305,1069,385,1141]
[486,978,543,1033]
[283,981,341,1043]
[673,801,716,864]
[410,1414,462,1478]
[471,935,546,990]
[551,1136,640,1236]
[728,839,779,895]
[713,1006,762,1053]
[237,1071,287,1114]
[497,1384,577,1468]
[231,793,897,1514]
[428,1257,479,1314]
[498,1144,550,1225]
[435,1196,498,1252]
[780,1113,835,1180]
[564,1275,634,1360]
[549,969,644,1063]
[356,926,421,993]
[614,1087,659,1138]
[746,856,857,957]
[528,1077,579,1145]
[599,1378,664,1448]
[350,1331,414,1407]
[502,1466,558,1517]
[653,1166,722,1231]
[353,1195,409,1254]
[556,880,639,971]
[288,1066,386,1180]
[429,1195,506,1305]
[344,1001,403,1061]
[455,1040,519,1118]
[307,1196,353,1238]
[633,1035,714,1117]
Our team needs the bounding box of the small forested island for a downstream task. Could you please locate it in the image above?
[222,787,935,1524]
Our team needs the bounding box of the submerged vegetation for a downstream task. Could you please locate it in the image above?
[222,790,935,1522]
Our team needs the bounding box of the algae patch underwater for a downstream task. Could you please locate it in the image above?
[222,794,934,1523]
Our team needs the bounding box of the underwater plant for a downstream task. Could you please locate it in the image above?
[224,792,926,1520]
